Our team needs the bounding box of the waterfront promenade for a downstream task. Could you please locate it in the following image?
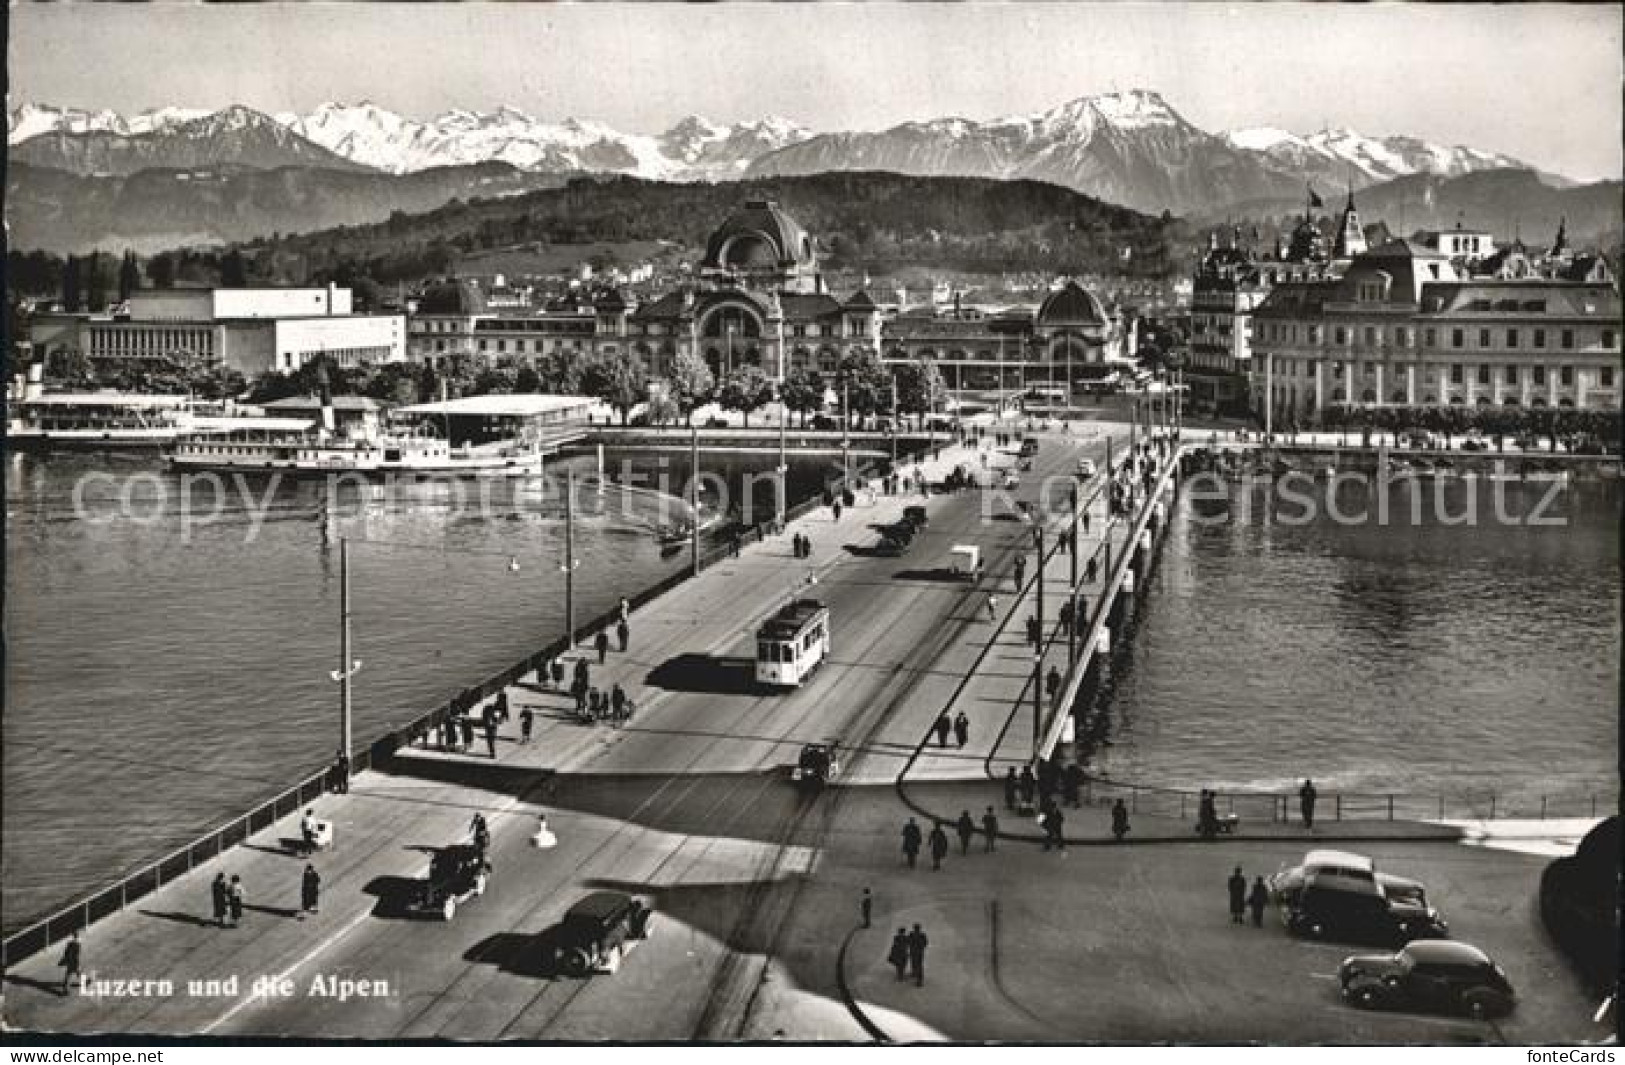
[3,419,1601,1042]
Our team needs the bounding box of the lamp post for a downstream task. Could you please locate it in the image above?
[562,470,580,648]
[1032,645,1043,761]
[841,373,852,488]
[777,384,788,532]
[690,423,701,576]
[889,370,899,466]
[330,537,363,767]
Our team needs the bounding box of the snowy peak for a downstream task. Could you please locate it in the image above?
[1225,123,1531,184]
[1085,88,1184,130]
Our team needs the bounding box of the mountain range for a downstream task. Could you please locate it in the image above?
[8,91,1612,253]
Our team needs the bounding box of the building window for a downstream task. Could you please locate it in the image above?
[1534,328,1545,348]
[1505,365,1517,385]
[1534,366,1546,386]
[1560,366,1573,386]
[1450,364,1463,384]
[1605,330,1617,349]
[1334,327,1347,345]
[1451,329,1464,348]
[1478,328,1491,348]
[1603,367,1616,388]
[1476,365,1490,385]
[1364,326,1376,346]
[1507,329,1518,348]
[1425,328,1436,348]
[1561,329,1574,349]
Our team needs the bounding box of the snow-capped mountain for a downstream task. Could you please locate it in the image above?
[7,103,214,143]
[747,89,1304,215]
[9,104,372,175]
[266,102,811,179]
[1222,126,1529,185]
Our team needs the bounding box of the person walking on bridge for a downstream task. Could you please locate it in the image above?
[1111,798,1131,841]
[1046,666,1063,708]
[1040,802,1066,851]
[984,592,998,621]
[928,822,950,870]
[953,712,970,749]
[520,706,534,744]
[594,629,610,664]
[906,925,928,987]
[211,872,229,928]
[1228,867,1247,925]
[888,929,909,981]
[1003,767,1018,811]
[982,806,999,851]
[616,618,630,652]
[57,932,81,995]
[1026,615,1042,647]
[1062,761,1084,808]
[1248,877,1270,927]
[860,887,873,929]
[1299,779,1318,829]
[934,713,952,748]
[484,716,499,760]
[227,875,245,927]
[618,596,630,626]
[901,818,922,868]
[955,810,976,855]
[301,863,321,917]
[1013,553,1027,588]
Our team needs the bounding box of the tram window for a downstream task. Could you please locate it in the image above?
[758,641,770,662]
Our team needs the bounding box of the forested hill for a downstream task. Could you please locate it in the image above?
[249,171,1187,282]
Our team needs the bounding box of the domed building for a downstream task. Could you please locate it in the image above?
[700,200,822,295]
[409,279,490,367]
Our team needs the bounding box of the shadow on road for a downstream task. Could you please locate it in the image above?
[645,653,758,695]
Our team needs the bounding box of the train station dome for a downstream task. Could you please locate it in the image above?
[1036,281,1108,326]
[701,200,822,294]
[417,278,487,316]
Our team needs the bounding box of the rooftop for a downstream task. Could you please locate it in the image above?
[397,394,599,418]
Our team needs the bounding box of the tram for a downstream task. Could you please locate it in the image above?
[755,598,830,688]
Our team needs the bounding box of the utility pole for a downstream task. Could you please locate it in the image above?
[564,470,577,649]
[841,375,851,488]
[331,538,362,768]
[1068,487,1079,662]
[777,385,788,532]
[890,371,899,466]
[1264,351,1274,441]
[690,423,701,576]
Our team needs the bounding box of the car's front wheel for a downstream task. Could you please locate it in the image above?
[562,947,592,978]
[1349,984,1384,1010]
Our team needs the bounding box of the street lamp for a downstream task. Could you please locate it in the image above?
[561,470,581,648]
[1032,646,1044,762]
[330,537,363,769]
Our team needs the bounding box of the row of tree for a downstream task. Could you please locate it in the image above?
[9,248,254,309]
[43,348,247,400]
[243,346,950,429]
[1317,402,1621,452]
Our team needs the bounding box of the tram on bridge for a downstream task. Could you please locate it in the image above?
[754,598,830,688]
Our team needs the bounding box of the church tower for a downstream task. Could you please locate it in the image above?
[1333,187,1367,259]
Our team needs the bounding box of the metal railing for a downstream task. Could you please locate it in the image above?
[0,442,939,967]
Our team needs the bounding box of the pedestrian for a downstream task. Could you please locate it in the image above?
[460,716,474,750]
[57,932,81,994]
[594,629,610,664]
[982,806,999,851]
[1086,556,1098,583]
[832,499,843,522]
[1013,554,1027,587]
[589,689,604,720]
[1228,866,1247,924]
[1061,761,1083,808]
[610,683,627,723]
[1018,765,1037,808]
[1027,615,1043,647]
[574,658,590,691]
[1197,789,1218,839]
[1059,599,1074,637]
[928,822,949,870]
[331,749,350,794]
[984,593,998,621]
[228,875,245,927]
[934,713,952,748]
[1082,510,1091,535]
[888,929,909,981]
[860,887,873,929]
[1003,767,1018,810]
[618,596,630,626]
[1046,666,1062,706]
[492,691,510,725]
[573,676,589,715]
[1299,778,1318,829]
[953,711,970,749]
[906,924,928,987]
[520,706,534,744]
[301,863,321,917]
[211,878,230,923]
[731,533,741,559]
[484,717,498,759]
[550,659,565,687]
[616,618,630,652]
[901,818,922,868]
[1248,877,1270,927]
[955,810,976,855]
[1041,802,1065,850]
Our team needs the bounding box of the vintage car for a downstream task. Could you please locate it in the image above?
[1268,849,1430,909]
[902,505,929,529]
[1284,870,1449,946]
[408,844,491,921]
[549,891,653,977]
[1340,940,1515,1019]
[791,741,841,786]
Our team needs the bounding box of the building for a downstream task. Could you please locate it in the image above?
[1251,228,1621,421]
[30,286,405,377]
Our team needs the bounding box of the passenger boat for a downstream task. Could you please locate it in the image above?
[5,391,212,450]
[170,427,544,478]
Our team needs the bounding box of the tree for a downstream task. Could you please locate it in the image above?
[644,387,681,426]
[45,346,91,385]
[580,354,648,426]
[514,365,542,394]
[836,347,890,426]
[668,348,715,425]
[61,255,82,312]
[440,352,482,398]
[146,252,177,290]
[118,250,141,302]
[717,365,774,428]
[779,368,825,428]
[84,252,107,313]
[474,365,520,395]
[220,248,249,288]
[893,360,948,424]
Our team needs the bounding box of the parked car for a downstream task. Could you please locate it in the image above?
[548,892,653,977]
[1340,940,1515,1019]
[1285,871,1449,945]
[1076,458,1098,479]
[791,740,841,787]
[873,534,908,557]
[408,844,491,921]
[1268,849,1429,908]
[902,505,929,529]
[1019,438,1040,458]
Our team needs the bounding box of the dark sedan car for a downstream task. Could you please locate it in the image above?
[1340,940,1515,1019]
[1285,871,1448,946]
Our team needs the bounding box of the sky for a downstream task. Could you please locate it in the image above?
[9,2,1622,181]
